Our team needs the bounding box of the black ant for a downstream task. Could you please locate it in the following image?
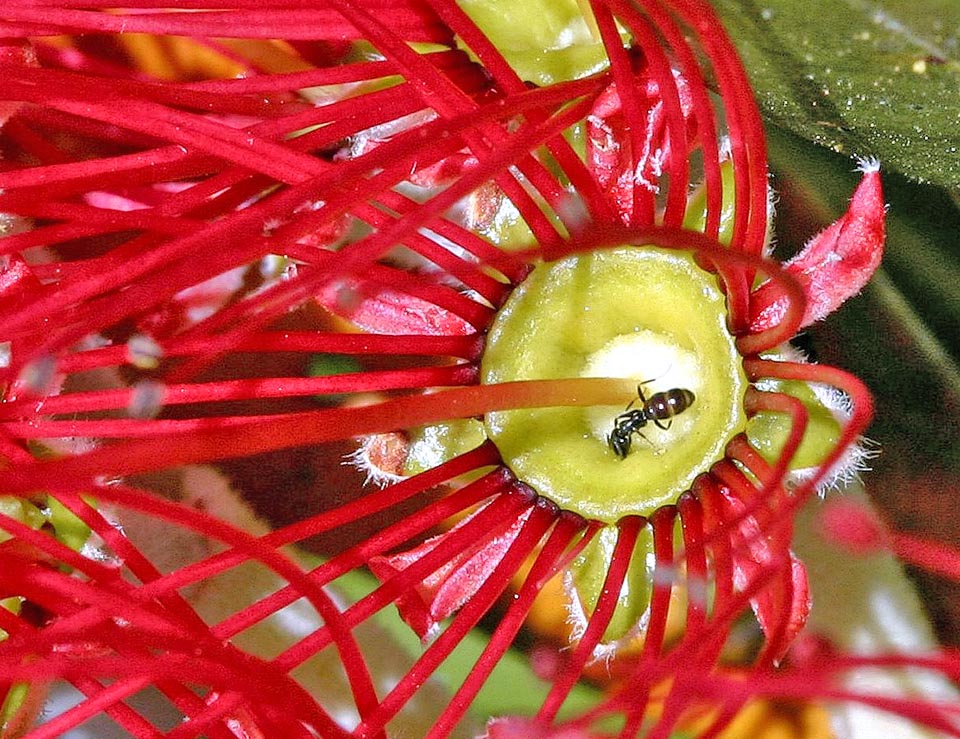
[607,384,696,458]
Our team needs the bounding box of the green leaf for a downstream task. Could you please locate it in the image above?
[712,0,960,188]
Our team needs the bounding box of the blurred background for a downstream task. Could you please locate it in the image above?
[768,125,960,645]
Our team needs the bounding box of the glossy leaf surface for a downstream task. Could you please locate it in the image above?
[713,0,960,187]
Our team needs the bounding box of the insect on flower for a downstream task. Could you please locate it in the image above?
[607,384,696,458]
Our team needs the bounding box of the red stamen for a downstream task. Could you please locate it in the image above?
[538,516,644,724]
[426,506,585,739]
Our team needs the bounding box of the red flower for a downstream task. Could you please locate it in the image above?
[1,2,952,739]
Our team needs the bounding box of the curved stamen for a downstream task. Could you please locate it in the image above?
[537,514,644,724]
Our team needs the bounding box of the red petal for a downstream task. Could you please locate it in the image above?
[0,254,41,313]
[586,70,696,225]
[712,485,810,659]
[315,274,472,336]
[138,267,246,337]
[483,717,596,739]
[751,165,885,332]
[410,150,478,188]
[369,503,533,641]
[0,39,36,124]
[750,551,810,661]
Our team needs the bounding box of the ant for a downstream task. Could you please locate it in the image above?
[607,383,696,458]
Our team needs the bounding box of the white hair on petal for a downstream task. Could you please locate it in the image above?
[764,173,778,257]
[766,344,880,495]
[789,435,879,496]
[561,569,653,667]
[854,156,881,174]
[343,436,407,488]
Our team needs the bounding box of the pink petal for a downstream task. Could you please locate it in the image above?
[409,150,478,188]
[83,191,151,211]
[586,70,695,224]
[751,164,885,332]
[0,254,41,312]
[483,717,596,739]
[139,267,247,337]
[315,275,472,336]
[369,503,533,641]
[0,40,37,125]
[713,485,810,660]
[750,551,810,661]
[84,182,194,211]
[817,497,888,555]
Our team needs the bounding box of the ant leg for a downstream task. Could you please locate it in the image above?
[636,431,666,456]
[653,418,672,431]
[623,384,646,412]
[636,383,648,405]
